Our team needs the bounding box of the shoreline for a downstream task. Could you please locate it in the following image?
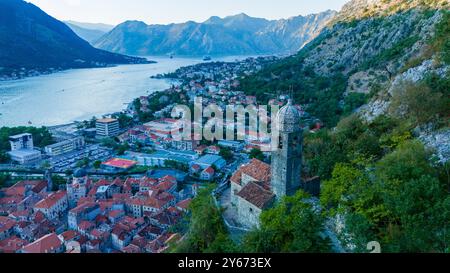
[0,60,157,82]
[0,55,267,128]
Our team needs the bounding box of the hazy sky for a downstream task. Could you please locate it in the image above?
[27,0,349,25]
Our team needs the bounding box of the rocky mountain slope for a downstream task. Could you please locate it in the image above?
[242,1,448,118]
[93,11,337,56]
[238,0,449,253]
[0,0,148,79]
[240,0,449,159]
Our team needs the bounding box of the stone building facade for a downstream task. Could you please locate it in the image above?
[230,99,306,228]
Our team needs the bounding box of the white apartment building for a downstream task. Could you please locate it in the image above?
[45,137,85,156]
[7,133,41,164]
[9,133,34,151]
[96,118,120,138]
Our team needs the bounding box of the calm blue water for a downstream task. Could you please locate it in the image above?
[0,56,250,127]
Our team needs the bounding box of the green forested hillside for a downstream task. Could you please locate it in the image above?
[229,2,449,253]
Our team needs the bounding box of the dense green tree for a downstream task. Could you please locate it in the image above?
[303,130,346,179]
[249,148,264,161]
[0,151,9,163]
[389,81,445,126]
[219,147,234,162]
[382,175,450,252]
[376,140,434,183]
[342,93,368,115]
[112,113,134,128]
[0,126,54,153]
[93,160,102,170]
[321,163,368,212]
[0,173,10,188]
[51,175,67,191]
[325,139,450,253]
[172,186,237,253]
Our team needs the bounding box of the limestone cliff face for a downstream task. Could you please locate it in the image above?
[242,0,449,161]
[334,0,449,22]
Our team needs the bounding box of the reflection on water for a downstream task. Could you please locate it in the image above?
[0,56,208,127]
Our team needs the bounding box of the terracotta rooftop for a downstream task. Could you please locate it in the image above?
[154,180,176,192]
[231,159,271,186]
[0,216,17,234]
[203,166,215,175]
[78,220,95,231]
[59,230,79,242]
[0,236,28,253]
[236,182,275,209]
[122,244,141,253]
[176,198,192,210]
[21,233,62,253]
[34,191,67,210]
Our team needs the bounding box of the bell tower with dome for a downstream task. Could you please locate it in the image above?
[67,168,90,208]
[271,99,303,201]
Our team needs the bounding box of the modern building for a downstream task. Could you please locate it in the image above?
[7,149,42,165]
[44,137,85,156]
[125,150,198,168]
[192,154,226,170]
[144,118,183,139]
[96,118,120,138]
[7,133,41,164]
[218,140,244,151]
[9,133,34,151]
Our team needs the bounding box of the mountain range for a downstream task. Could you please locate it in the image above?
[241,0,449,127]
[65,21,114,44]
[93,11,337,56]
[0,0,148,78]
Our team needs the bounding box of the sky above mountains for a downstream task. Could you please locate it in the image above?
[27,0,349,25]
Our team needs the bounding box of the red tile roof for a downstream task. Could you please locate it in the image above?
[203,166,215,175]
[21,233,62,253]
[0,216,16,234]
[34,191,67,210]
[78,220,95,231]
[0,236,28,253]
[236,182,275,209]
[60,230,79,242]
[231,159,271,186]
[154,180,176,192]
[176,198,192,210]
[122,244,141,253]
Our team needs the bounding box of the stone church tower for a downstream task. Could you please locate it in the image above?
[271,99,303,201]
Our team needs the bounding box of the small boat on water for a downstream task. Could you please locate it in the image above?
[203,56,212,61]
